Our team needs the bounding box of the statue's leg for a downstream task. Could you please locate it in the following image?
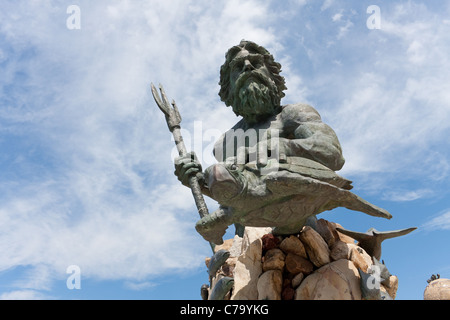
[195,206,233,245]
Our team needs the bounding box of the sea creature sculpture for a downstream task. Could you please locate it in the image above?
[195,158,393,244]
[200,284,209,300]
[208,249,231,281]
[336,226,417,260]
[208,277,234,300]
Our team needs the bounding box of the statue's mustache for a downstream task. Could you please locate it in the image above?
[234,70,273,95]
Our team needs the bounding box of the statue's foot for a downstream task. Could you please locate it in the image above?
[195,207,233,245]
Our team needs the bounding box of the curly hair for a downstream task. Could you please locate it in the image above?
[218,40,287,107]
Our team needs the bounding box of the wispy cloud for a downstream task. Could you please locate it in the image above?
[124,281,157,291]
[422,210,450,231]
[0,290,54,300]
[382,189,433,202]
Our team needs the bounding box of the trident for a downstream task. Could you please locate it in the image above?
[151,83,216,252]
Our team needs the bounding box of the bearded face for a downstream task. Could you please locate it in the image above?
[219,42,286,125]
[231,68,281,125]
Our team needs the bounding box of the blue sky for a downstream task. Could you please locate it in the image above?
[0,0,449,300]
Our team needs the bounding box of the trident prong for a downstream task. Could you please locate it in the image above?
[151,83,182,131]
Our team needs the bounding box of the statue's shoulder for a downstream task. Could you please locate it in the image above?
[280,103,322,123]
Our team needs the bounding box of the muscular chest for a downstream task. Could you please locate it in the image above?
[213,114,293,162]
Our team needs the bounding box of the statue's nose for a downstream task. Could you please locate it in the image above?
[243,59,255,72]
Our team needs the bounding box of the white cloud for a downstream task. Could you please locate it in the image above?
[422,210,450,231]
[332,12,343,22]
[321,0,334,11]
[0,290,53,300]
[124,281,157,291]
[382,189,433,202]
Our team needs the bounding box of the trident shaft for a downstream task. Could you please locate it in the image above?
[151,83,215,251]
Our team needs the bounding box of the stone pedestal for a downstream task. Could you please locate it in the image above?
[204,219,399,300]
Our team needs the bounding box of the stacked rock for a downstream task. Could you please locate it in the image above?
[203,218,398,300]
[424,275,450,300]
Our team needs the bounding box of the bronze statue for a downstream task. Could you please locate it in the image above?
[169,40,393,245]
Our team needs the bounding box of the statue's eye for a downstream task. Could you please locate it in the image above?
[230,164,237,171]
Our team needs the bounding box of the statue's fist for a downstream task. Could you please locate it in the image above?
[174,152,203,187]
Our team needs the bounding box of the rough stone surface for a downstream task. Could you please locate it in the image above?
[241,227,273,253]
[299,226,330,267]
[257,270,283,300]
[214,238,234,253]
[282,286,295,300]
[230,227,269,300]
[381,275,399,300]
[331,222,355,244]
[424,278,450,300]
[349,245,372,273]
[285,253,314,275]
[262,248,286,272]
[262,233,281,252]
[207,219,402,301]
[295,259,362,300]
[330,240,352,261]
[229,235,243,257]
[279,235,308,258]
[316,219,337,247]
[292,273,305,288]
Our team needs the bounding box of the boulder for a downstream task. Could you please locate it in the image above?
[295,259,362,300]
[279,235,308,258]
[230,227,270,300]
[330,240,352,261]
[257,270,283,300]
[292,272,305,288]
[261,233,280,252]
[299,226,330,267]
[285,253,314,275]
[381,275,398,300]
[282,286,295,300]
[316,219,337,247]
[330,241,372,273]
[229,234,244,257]
[349,245,372,273]
[262,248,286,272]
[424,278,450,300]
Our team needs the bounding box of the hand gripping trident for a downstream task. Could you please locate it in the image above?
[151,83,216,251]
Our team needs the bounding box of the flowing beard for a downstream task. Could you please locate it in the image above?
[231,74,281,124]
